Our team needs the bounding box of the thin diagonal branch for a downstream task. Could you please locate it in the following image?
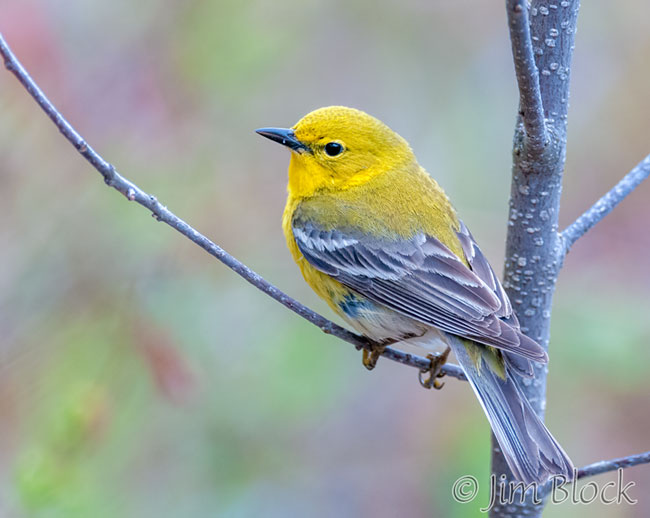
[506,0,548,151]
[0,33,466,382]
[577,450,650,480]
[560,153,650,256]
[539,450,650,496]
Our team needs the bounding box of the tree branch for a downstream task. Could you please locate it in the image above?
[0,33,466,382]
[537,450,650,497]
[576,450,650,480]
[560,153,650,256]
[493,2,580,516]
[506,0,548,151]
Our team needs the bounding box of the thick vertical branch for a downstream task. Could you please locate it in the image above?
[492,2,580,517]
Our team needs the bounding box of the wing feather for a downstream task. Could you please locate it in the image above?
[293,220,546,363]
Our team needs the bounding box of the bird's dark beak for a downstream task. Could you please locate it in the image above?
[255,127,310,153]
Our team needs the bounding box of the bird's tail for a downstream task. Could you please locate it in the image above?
[448,336,574,485]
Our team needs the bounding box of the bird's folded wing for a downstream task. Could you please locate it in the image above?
[293,219,546,363]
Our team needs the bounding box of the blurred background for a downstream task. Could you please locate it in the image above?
[1,1,649,517]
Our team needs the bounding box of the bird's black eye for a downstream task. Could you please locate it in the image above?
[324,142,344,157]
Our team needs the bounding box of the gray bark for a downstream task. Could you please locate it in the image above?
[491,2,580,516]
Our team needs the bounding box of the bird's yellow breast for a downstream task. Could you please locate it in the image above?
[282,195,352,315]
[282,158,467,317]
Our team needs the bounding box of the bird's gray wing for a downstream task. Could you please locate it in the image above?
[293,219,546,363]
[455,221,535,376]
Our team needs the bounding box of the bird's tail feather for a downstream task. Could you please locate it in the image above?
[448,337,574,485]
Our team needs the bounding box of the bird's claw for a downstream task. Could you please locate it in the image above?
[419,347,451,390]
[362,333,422,371]
[362,343,386,370]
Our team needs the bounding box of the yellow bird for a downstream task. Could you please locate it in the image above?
[257,106,573,484]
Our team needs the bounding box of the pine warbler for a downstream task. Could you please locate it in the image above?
[257,106,573,484]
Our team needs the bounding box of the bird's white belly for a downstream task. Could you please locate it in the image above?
[342,302,450,353]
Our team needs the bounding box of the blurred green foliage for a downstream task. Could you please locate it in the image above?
[1,1,649,517]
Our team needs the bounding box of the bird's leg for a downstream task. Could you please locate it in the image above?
[362,333,419,371]
[419,346,451,390]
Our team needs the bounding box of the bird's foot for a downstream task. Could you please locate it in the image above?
[362,342,387,370]
[362,333,421,371]
[419,346,451,390]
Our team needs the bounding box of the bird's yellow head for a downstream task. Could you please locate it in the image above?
[257,106,416,199]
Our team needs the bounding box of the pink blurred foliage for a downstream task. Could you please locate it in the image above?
[0,1,62,83]
[134,320,197,406]
[0,2,179,146]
